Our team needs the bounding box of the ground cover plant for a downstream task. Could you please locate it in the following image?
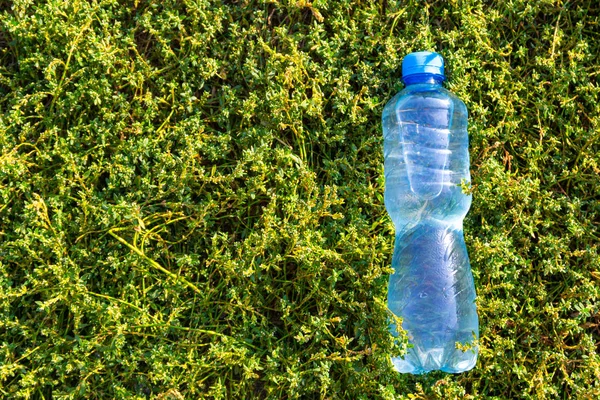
[1,0,599,398]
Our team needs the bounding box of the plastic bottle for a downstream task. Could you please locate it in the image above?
[383,51,479,374]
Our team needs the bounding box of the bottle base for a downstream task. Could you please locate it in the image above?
[391,347,477,374]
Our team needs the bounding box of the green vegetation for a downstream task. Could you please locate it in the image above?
[1,0,599,398]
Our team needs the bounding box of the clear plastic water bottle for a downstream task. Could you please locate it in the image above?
[383,52,479,374]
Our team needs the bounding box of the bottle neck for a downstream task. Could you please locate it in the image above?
[402,73,445,86]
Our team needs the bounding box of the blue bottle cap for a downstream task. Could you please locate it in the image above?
[402,51,445,79]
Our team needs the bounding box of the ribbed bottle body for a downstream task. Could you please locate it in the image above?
[383,84,479,374]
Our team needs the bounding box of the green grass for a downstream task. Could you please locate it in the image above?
[1,0,599,398]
